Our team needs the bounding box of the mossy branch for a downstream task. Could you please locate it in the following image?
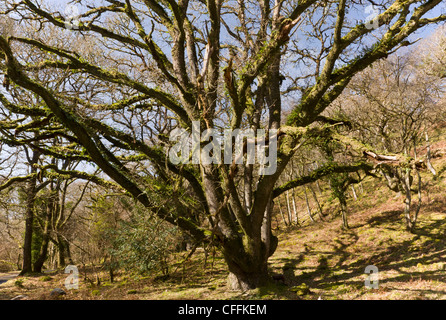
[0,174,38,191]
[273,162,373,199]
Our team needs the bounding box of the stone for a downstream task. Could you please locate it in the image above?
[50,288,66,297]
[11,295,28,300]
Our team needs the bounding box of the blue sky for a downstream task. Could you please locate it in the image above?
[46,0,444,37]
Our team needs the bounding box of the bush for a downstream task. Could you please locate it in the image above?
[91,290,101,296]
[107,206,179,277]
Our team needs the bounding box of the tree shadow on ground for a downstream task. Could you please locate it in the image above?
[269,206,446,299]
[366,210,402,226]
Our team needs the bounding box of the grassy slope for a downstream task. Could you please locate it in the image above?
[1,133,446,300]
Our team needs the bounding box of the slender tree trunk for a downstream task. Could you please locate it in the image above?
[277,196,288,226]
[33,214,51,273]
[403,170,413,230]
[313,163,323,195]
[355,173,364,194]
[65,238,74,265]
[21,189,35,275]
[20,151,40,276]
[316,180,323,195]
[351,184,358,201]
[57,235,66,268]
[309,185,324,220]
[413,170,422,230]
[401,168,421,232]
[49,242,56,269]
[17,253,21,271]
[304,186,315,223]
[412,138,418,159]
[286,190,293,225]
[291,190,299,224]
[340,198,349,229]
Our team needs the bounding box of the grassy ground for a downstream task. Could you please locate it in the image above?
[1,139,446,300]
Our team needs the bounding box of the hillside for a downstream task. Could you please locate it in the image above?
[1,135,446,300]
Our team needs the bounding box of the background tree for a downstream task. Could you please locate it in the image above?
[325,35,446,231]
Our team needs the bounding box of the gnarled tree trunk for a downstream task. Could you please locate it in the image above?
[224,234,278,291]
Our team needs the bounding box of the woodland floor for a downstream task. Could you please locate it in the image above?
[1,137,446,300]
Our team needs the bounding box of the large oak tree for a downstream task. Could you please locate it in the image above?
[0,0,444,290]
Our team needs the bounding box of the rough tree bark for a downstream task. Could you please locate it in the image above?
[20,150,40,275]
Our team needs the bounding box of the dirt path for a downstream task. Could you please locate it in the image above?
[0,272,20,285]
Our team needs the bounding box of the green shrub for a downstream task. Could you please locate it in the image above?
[91,290,101,296]
[14,278,25,288]
[40,275,53,282]
[107,206,178,276]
